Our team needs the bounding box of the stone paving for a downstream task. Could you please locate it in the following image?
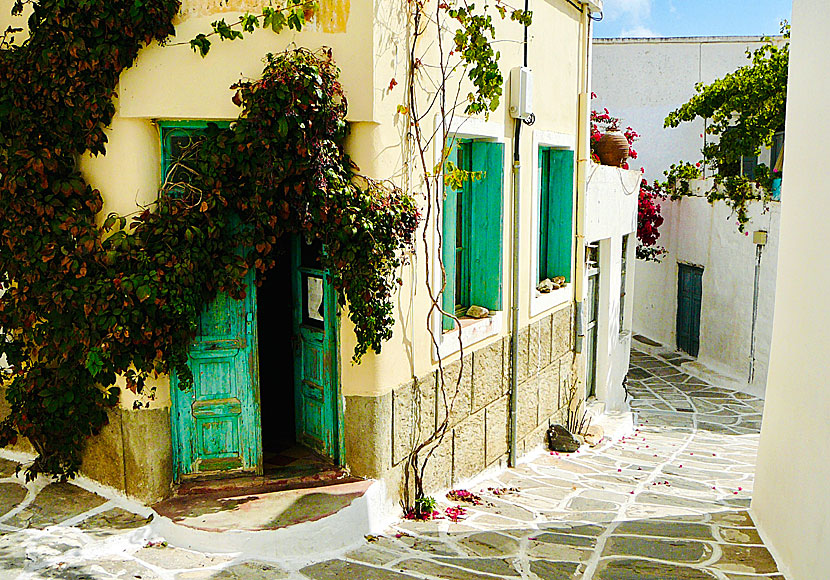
[0,347,782,579]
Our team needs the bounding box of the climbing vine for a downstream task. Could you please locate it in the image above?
[0,1,418,481]
[399,0,532,517]
[663,27,789,231]
[590,96,666,262]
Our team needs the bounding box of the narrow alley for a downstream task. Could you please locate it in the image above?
[0,347,781,579]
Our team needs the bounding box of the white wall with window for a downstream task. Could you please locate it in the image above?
[583,163,640,411]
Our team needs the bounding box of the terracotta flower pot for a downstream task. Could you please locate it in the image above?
[595,131,630,167]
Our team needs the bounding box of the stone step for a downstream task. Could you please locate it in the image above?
[150,478,383,559]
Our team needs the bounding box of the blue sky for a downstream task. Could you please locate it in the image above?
[594,0,792,38]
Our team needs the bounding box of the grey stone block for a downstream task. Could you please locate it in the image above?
[472,340,504,411]
[538,364,560,421]
[437,356,472,427]
[420,432,453,494]
[502,336,513,389]
[345,393,392,480]
[485,396,509,465]
[122,407,173,503]
[528,321,542,378]
[553,305,574,358]
[6,482,107,528]
[517,326,530,384]
[392,376,437,466]
[452,408,485,482]
[302,560,422,580]
[81,408,126,493]
[540,314,553,367]
[517,376,539,438]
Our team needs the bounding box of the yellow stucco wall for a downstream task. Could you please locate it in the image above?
[341,0,585,395]
[117,0,371,122]
[1,0,587,403]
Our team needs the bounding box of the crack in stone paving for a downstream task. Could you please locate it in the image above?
[0,348,783,579]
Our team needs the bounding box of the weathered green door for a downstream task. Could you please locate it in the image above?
[677,264,703,357]
[171,274,262,478]
[292,238,338,460]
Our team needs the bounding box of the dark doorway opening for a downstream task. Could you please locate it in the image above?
[257,238,295,458]
[256,237,333,478]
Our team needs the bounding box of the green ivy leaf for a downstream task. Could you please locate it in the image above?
[136,285,152,302]
[190,34,211,57]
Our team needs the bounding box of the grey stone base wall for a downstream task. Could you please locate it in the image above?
[0,390,172,504]
[345,303,576,503]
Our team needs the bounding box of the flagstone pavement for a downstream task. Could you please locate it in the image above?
[0,348,783,579]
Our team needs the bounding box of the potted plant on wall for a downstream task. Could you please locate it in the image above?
[590,95,639,168]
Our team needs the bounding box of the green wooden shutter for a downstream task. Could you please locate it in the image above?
[442,141,460,330]
[469,141,504,310]
[546,148,574,283]
[538,148,551,281]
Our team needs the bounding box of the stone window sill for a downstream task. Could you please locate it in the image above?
[438,312,503,359]
[530,284,572,318]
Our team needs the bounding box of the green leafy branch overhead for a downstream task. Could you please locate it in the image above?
[0,1,417,482]
[168,0,317,57]
[446,1,532,116]
[663,25,789,231]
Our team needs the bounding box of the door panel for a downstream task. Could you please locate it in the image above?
[171,273,261,478]
[677,264,703,357]
[293,239,337,459]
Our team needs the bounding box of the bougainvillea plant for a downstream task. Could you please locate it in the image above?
[0,0,418,481]
[636,180,667,262]
[590,93,639,170]
[591,95,664,261]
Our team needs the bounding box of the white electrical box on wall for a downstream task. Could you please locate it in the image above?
[509,66,533,120]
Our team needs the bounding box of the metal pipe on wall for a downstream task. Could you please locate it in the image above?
[574,5,592,356]
[508,0,530,468]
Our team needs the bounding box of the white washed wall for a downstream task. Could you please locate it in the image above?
[592,37,783,397]
[753,1,830,577]
[633,184,780,397]
[584,164,640,411]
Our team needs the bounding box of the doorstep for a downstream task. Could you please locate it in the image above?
[150,474,382,559]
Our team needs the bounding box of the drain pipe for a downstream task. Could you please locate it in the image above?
[749,237,764,382]
[508,0,530,468]
[508,123,522,467]
[574,4,592,356]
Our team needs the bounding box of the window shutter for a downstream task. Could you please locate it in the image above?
[469,141,504,311]
[546,148,574,282]
[538,148,551,281]
[442,141,459,330]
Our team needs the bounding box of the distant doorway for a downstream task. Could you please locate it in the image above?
[677,264,703,357]
[585,245,600,398]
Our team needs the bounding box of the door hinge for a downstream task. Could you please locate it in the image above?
[246,312,254,335]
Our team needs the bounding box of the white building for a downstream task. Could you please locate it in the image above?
[582,164,639,413]
[752,0,830,576]
[592,37,783,397]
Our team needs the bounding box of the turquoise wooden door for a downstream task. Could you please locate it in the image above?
[677,264,703,357]
[171,273,262,478]
[292,239,338,459]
